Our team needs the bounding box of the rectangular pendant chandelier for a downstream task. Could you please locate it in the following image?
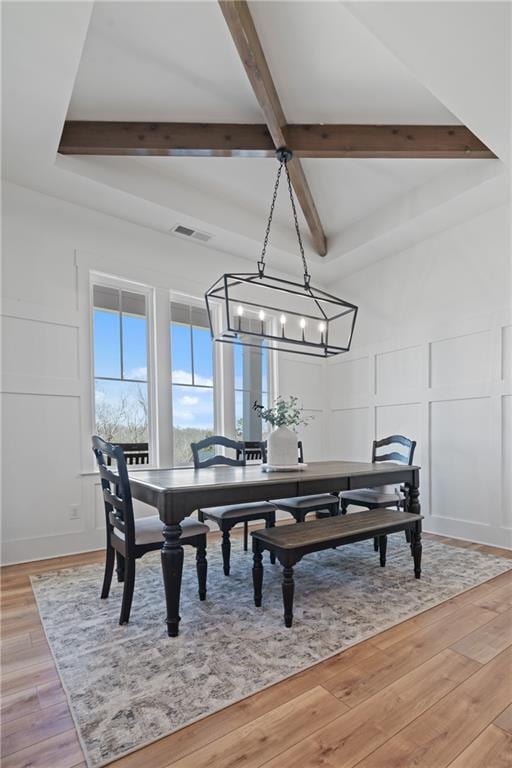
[204,148,358,357]
[205,272,358,358]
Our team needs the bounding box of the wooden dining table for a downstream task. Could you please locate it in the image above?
[128,460,420,636]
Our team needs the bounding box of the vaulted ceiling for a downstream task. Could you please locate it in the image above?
[2,1,509,283]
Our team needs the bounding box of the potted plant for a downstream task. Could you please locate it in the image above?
[253,396,311,466]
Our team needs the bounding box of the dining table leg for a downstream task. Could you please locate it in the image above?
[161,523,184,637]
[407,476,421,516]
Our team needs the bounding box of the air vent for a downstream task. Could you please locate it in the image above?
[171,224,213,243]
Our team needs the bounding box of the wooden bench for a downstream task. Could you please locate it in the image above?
[251,508,423,627]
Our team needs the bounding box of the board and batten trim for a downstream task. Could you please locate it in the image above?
[327,309,511,548]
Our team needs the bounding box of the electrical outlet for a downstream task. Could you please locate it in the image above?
[69,505,81,520]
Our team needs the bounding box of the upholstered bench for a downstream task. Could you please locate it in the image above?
[251,508,423,627]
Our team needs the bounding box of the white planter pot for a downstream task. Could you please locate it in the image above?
[267,426,297,466]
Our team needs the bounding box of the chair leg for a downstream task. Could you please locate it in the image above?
[243,520,249,552]
[266,513,276,564]
[196,538,207,600]
[221,528,231,576]
[119,558,136,625]
[100,543,115,599]
[373,537,379,552]
[116,551,125,583]
[340,499,348,515]
[379,535,387,567]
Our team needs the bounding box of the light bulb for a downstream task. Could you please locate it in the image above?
[280,314,286,325]
[236,305,244,317]
[319,322,326,333]
[299,317,306,329]
[258,310,265,321]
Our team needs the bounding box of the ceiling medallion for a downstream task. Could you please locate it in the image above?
[205,148,357,357]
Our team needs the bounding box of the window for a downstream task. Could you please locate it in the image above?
[235,331,270,442]
[170,302,215,465]
[92,285,150,454]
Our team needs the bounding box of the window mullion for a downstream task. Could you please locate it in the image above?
[119,289,124,381]
[190,323,195,385]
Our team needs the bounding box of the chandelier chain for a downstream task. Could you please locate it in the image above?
[258,162,283,274]
[258,154,311,288]
[283,161,310,286]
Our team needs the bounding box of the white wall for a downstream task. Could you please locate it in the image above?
[326,204,511,547]
[1,182,327,564]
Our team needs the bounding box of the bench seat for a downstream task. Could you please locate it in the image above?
[251,508,423,627]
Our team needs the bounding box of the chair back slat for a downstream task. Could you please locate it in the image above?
[98,463,123,487]
[372,435,416,465]
[103,487,126,513]
[191,435,246,469]
[92,435,136,548]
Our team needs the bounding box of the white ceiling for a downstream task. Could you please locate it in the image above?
[2,1,509,283]
[132,155,470,234]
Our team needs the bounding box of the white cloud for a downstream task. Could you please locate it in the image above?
[172,369,213,387]
[125,366,147,380]
[180,395,199,406]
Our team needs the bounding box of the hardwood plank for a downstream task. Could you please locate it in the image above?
[1,700,74,756]
[166,686,348,768]
[1,638,52,675]
[218,0,327,256]
[451,608,512,663]
[353,646,512,768]
[1,658,58,696]
[0,688,40,723]
[322,603,497,706]
[447,725,512,768]
[37,680,67,709]
[495,704,512,735]
[1,729,84,768]
[1,632,32,651]
[468,581,512,613]
[262,649,480,768]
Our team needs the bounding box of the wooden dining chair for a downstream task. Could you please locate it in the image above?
[192,435,276,576]
[339,434,417,551]
[269,441,340,522]
[93,435,208,624]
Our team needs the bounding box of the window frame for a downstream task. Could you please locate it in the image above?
[89,272,157,467]
[169,293,218,466]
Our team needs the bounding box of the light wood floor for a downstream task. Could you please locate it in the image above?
[1,531,512,768]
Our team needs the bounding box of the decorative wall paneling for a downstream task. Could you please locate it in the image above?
[327,312,511,547]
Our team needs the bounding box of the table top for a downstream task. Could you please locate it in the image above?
[129,460,419,495]
[252,508,423,549]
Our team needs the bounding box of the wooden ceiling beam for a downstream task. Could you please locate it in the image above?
[59,121,276,157]
[218,0,327,256]
[59,122,495,159]
[287,124,495,159]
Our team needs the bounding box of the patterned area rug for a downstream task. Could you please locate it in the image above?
[31,537,511,768]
